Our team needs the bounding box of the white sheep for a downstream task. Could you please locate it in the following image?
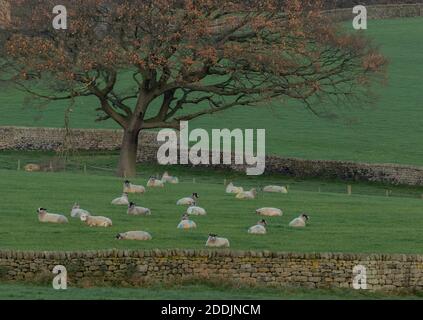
[256,207,283,217]
[289,214,310,228]
[127,202,151,216]
[37,208,68,224]
[123,180,146,194]
[248,219,267,234]
[263,185,288,193]
[177,214,197,229]
[70,203,90,218]
[80,212,112,227]
[111,193,129,205]
[147,177,165,188]
[235,188,257,200]
[177,193,199,206]
[187,203,206,216]
[116,231,152,241]
[161,171,179,184]
[205,234,230,248]
[225,182,244,194]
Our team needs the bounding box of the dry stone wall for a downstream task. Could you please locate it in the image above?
[0,250,422,292]
[1,126,423,186]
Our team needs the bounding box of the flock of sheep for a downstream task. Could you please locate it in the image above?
[36,172,310,248]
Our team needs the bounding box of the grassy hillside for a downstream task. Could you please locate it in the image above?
[1,283,422,300]
[0,18,423,165]
[0,153,422,253]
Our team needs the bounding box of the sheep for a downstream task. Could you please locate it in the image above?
[123,180,146,194]
[116,231,152,241]
[25,163,41,172]
[111,193,129,205]
[177,193,199,206]
[256,207,283,217]
[177,214,197,229]
[225,182,244,194]
[70,203,90,218]
[263,185,288,194]
[235,188,257,200]
[147,177,165,188]
[80,212,112,227]
[289,214,310,228]
[161,171,179,184]
[127,202,151,216]
[37,208,68,224]
[205,234,230,248]
[187,203,206,216]
[248,219,267,234]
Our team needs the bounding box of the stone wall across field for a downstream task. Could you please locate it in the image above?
[1,126,423,186]
[0,250,422,292]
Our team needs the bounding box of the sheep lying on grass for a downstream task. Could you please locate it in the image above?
[235,188,257,199]
[187,203,206,216]
[25,164,41,172]
[161,172,179,184]
[80,213,112,227]
[147,177,165,188]
[177,214,197,229]
[256,207,283,217]
[225,182,244,194]
[263,185,288,194]
[205,234,230,248]
[177,193,199,206]
[116,231,152,241]
[248,219,267,234]
[289,214,310,228]
[127,202,151,216]
[111,193,129,205]
[123,180,146,194]
[37,208,68,224]
[70,203,90,218]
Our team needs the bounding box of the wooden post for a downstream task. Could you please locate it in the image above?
[385,189,390,197]
[224,179,227,186]
[49,161,53,172]
[83,164,87,175]
[17,160,21,171]
[318,186,321,193]
[347,185,352,196]
[193,178,196,184]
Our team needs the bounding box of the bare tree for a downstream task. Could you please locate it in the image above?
[2,0,386,177]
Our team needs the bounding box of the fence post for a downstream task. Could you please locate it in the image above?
[17,160,21,171]
[224,179,227,186]
[83,164,87,175]
[318,186,321,193]
[193,178,196,184]
[347,185,352,196]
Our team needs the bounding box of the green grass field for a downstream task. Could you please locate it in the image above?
[0,152,422,253]
[1,282,422,300]
[1,18,423,165]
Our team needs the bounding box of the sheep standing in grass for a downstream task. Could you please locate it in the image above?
[177,214,197,229]
[256,207,283,217]
[111,193,129,205]
[37,208,68,224]
[248,219,267,234]
[177,193,199,206]
[70,203,90,218]
[205,234,230,248]
[289,214,310,228]
[161,172,179,184]
[187,203,206,216]
[80,213,112,227]
[123,180,146,194]
[147,177,165,188]
[127,202,151,216]
[225,182,244,194]
[116,231,152,241]
[263,185,288,194]
[235,188,257,199]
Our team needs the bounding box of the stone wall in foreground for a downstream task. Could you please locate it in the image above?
[0,250,422,292]
[1,126,423,186]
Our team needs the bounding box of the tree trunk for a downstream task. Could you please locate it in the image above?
[117,129,140,178]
